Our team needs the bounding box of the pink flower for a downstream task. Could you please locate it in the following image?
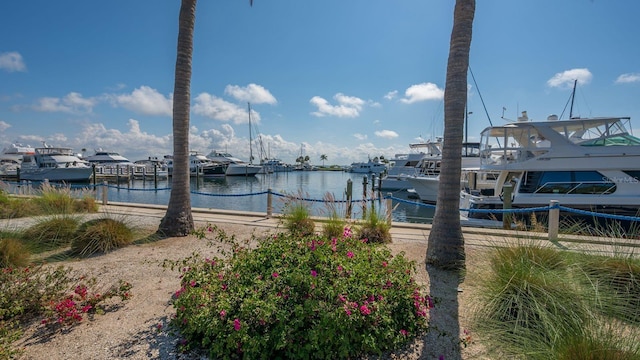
[400,329,408,336]
[338,294,347,302]
[272,272,279,278]
[310,270,317,277]
[189,280,197,287]
[344,305,352,316]
[219,310,226,318]
[347,251,354,259]
[343,227,353,238]
[359,304,371,315]
[337,265,343,272]
[382,261,388,267]
[233,318,241,331]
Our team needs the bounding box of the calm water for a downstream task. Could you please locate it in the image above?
[97,171,435,223]
[4,171,435,223]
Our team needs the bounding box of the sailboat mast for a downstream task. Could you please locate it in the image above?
[569,79,577,119]
[248,102,253,164]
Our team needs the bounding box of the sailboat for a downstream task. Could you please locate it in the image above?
[207,103,262,176]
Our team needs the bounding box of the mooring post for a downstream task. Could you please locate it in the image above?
[386,192,393,224]
[345,179,353,219]
[362,176,368,218]
[502,184,513,230]
[548,200,559,240]
[266,188,273,218]
[102,181,108,205]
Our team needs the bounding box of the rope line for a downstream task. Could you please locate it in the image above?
[6,181,640,222]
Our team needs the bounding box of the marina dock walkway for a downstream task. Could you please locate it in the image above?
[100,202,640,257]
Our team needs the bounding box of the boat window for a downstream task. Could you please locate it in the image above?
[519,171,616,195]
[621,171,640,183]
[578,134,640,146]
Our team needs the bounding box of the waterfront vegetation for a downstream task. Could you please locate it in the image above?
[1,187,639,359]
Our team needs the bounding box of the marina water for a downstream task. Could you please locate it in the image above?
[97,171,435,224]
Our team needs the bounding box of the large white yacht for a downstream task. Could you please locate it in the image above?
[460,113,640,221]
[377,140,442,191]
[207,151,262,177]
[0,143,35,179]
[19,145,93,182]
[404,142,496,203]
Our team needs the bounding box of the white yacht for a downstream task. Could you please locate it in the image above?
[348,158,387,174]
[404,142,496,203]
[165,152,227,177]
[460,113,640,221]
[132,157,169,180]
[0,143,35,179]
[19,145,93,182]
[378,140,443,191]
[83,150,134,165]
[207,151,262,177]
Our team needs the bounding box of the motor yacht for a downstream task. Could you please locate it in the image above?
[207,151,262,177]
[459,113,640,221]
[19,145,93,182]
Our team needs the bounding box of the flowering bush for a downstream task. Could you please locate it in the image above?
[0,264,132,357]
[168,224,431,359]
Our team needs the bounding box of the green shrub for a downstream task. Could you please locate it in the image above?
[22,215,80,251]
[0,237,30,268]
[320,192,348,239]
[474,243,640,359]
[71,218,134,257]
[356,205,391,244]
[473,244,588,358]
[167,225,430,359]
[282,201,315,236]
[577,254,640,324]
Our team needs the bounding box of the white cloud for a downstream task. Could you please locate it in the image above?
[384,90,398,100]
[33,92,96,113]
[0,121,10,132]
[310,93,365,118]
[193,93,258,124]
[353,133,368,140]
[374,130,399,139]
[113,86,172,116]
[615,73,640,84]
[399,82,444,104]
[224,84,277,105]
[73,119,172,159]
[547,68,592,88]
[0,51,26,72]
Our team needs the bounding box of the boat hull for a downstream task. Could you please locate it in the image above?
[19,167,93,182]
[225,164,262,176]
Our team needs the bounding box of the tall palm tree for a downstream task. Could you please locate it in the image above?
[320,154,327,166]
[427,0,475,270]
[158,0,197,237]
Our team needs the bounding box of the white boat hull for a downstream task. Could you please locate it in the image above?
[225,164,262,176]
[19,167,93,182]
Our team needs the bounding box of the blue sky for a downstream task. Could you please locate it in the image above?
[1,1,639,165]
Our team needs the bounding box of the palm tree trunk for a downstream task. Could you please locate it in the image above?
[427,0,475,270]
[158,0,197,237]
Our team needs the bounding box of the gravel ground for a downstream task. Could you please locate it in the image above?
[4,211,489,360]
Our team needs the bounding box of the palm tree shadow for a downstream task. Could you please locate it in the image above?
[422,264,463,360]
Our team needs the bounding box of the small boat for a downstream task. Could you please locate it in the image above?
[19,144,93,182]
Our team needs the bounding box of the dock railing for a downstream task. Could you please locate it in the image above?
[4,180,640,241]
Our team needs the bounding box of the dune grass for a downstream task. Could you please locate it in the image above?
[472,240,640,359]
